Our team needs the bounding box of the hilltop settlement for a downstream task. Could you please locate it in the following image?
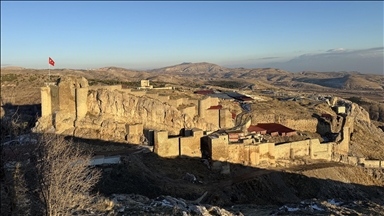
[35,76,384,170]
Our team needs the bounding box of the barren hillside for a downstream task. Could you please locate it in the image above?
[2,63,384,215]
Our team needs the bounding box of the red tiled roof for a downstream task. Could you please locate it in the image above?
[247,125,267,133]
[254,123,296,134]
[227,130,244,134]
[208,105,222,110]
[238,96,254,101]
[321,114,332,119]
[194,90,215,95]
[231,112,236,120]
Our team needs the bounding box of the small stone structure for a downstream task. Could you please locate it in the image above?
[154,131,179,157]
[153,128,204,158]
[141,80,150,87]
[336,106,346,114]
[138,80,153,89]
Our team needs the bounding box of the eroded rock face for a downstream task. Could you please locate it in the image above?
[349,103,371,124]
[74,89,218,141]
[332,97,370,124]
[35,76,218,142]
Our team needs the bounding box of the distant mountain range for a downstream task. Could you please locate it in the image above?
[2,62,383,91]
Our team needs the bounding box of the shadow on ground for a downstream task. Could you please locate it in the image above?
[66,136,384,207]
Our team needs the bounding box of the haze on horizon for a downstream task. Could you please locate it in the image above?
[1,2,383,74]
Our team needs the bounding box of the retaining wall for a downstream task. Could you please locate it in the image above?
[364,160,381,168]
[128,91,147,97]
[88,85,122,91]
[310,139,332,161]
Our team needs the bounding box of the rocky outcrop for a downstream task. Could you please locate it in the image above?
[329,96,384,159]
[331,97,370,123]
[349,103,371,123]
[73,88,218,141]
[35,76,218,142]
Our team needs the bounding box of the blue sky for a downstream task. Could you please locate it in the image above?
[1,1,383,74]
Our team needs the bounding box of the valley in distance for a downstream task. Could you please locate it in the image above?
[1,62,384,215]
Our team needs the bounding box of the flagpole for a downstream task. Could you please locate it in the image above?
[49,63,51,81]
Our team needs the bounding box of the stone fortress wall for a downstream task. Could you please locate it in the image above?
[150,95,384,169]
[38,76,384,170]
[153,128,204,158]
[38,76,233,142]
[200,135,332,168]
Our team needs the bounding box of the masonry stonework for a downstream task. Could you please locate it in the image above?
[179,106,196,118]
[37,76,371,171]
[364,160,381,168]
[126,123,144,144]
[219,109,234,129]
[205,109,220,127]
[179,129,204,157]
[209,134,229,162]
[75,87,88,123]
[154,131,179,157]
[309,139,332,161]
[41,87,52,118]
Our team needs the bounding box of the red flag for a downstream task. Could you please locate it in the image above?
[49,57,55,66]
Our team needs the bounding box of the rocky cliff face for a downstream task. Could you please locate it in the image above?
[330,97,384,159]
[331,97,371,123]
[74,88,218,141]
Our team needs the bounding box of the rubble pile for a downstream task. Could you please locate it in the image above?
[76,194,236,216]
[72,194,384,216]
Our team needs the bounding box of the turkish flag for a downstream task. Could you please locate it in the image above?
[49,57,55,66]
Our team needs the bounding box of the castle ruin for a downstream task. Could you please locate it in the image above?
[35,76,377,170]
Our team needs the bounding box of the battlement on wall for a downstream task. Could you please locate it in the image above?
[363,160,383,168]
[201,131,333,168]
[88,85,122,91]
[153,128,204,158]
